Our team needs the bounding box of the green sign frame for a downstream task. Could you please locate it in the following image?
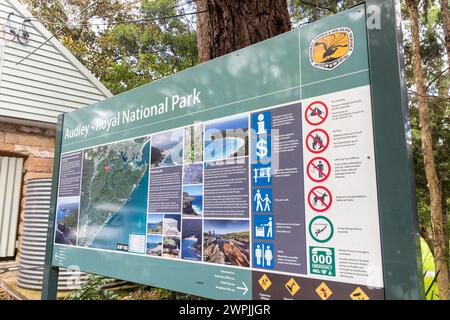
[42,0,424,300]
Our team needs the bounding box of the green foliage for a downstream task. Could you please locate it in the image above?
[65,276,204,300]
[65,275,118,300]
[421,238,439,300]
[23,0,198,94]
[288,0,358,27]
[151,288,203,300]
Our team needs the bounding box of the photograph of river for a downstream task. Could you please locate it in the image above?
[181,219,202,261]
[204,115,249,162]
[151,129,184,168]
[203,219,250,267]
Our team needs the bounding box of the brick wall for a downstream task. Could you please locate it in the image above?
[0,121,56,260]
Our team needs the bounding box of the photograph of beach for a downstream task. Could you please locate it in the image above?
[203,219,250,267]
[151,129,184,168]
[163,214,181,237]
[184,124,203,164]
[147,214,163,234]
[183,163,203,185]
[204,115,249,162]
[181,219,202,261]
[163,236,180,259]
[146,235,162,256]
[182,184,203,217]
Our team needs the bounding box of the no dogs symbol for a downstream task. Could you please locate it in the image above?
[308,186,332,212]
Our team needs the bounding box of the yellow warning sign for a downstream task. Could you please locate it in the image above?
[315,282,333,300]
[285,278,300,296]
[258,274,272,291]
[350,287,369,300]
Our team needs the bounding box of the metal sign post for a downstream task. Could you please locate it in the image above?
[41,115,63,300]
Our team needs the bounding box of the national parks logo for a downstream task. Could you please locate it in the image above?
[309,27,354,70]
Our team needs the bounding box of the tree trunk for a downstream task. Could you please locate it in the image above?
[196,0,212,63]
[196,0,291,63]
[440,0,450,68]
[345,0,358,7]
[406,0,449,300]
[437,79,450,279]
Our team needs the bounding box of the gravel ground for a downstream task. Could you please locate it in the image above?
[0,287,12,300]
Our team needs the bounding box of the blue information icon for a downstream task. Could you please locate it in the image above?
[253,242,274,269]
[251,111,271,163]
[254,215,274,240]
[252,111,271,136]
[252,135,271,162]
[252,188,272,213]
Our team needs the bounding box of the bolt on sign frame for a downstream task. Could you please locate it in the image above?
[42,0,424,300]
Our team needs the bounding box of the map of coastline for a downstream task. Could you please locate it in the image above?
[78,137,150,247]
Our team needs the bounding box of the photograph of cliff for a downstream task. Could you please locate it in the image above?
[55,196,79,246]
[151,129,184,168]
[163,214,181,237]
[182,184,203,217]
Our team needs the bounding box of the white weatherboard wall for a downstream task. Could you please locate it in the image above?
[0,156,23,258]
[0,0,112,125]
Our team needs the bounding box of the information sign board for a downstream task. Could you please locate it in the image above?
[44,2,423,300]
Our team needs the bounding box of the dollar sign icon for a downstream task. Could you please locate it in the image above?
[256,139,268,158]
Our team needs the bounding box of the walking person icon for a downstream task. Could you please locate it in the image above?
[263,193,272,212]
[264,245,273,267]
[254,189,264,212]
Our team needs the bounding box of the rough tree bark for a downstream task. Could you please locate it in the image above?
[439,0,450,67]
[344,0,358,7]
[196,0,291,63]
[437,78,450,280]
[406,0,449,300]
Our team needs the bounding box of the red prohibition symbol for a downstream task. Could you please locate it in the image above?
[307,157,331,183]
[306,129,330,154]
[305,101,328,126]
[308,186,333,212]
